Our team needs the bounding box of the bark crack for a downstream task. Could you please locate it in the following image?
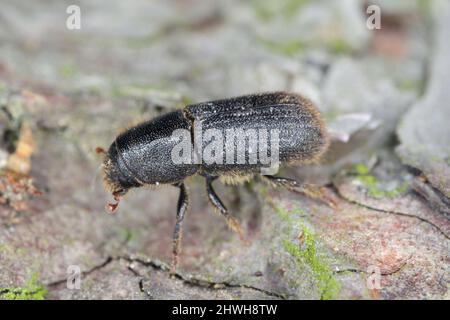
[46,256,114,287]
[331,185,450,241]
[45,255,286,299]
[122,256,287,299]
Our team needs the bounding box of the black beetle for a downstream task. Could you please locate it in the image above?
[99,91,330,271]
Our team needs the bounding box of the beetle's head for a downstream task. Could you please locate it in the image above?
[97,144,140,212]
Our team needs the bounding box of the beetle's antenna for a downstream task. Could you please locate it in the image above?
[106,199,119,213]
[95,147,106,154]
[106,190,123,213]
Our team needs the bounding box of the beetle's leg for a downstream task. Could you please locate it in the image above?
[171,182,189,273]
[205,176,245,241]
[262,175,337,208]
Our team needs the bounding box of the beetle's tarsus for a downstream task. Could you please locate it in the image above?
[300,184,338,208]
[171,182,189,273]
[206,176,246,242]
[226,216,246,243]
[263,175,337,209]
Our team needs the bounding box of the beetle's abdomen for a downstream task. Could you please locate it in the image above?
[114,110,198,184]
[185,92,328,175]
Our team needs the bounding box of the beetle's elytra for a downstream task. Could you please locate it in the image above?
[100,91,330,271]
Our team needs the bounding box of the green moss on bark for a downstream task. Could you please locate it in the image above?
[0,273,47,300]
[272,204,340,299]
[283,224,340,300]
[352,164,409,199]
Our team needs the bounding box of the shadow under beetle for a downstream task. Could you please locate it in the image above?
[99,91,331,272]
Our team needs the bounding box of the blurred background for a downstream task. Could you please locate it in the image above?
[0,0,449,300]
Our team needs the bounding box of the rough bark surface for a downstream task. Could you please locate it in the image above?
[0,0,448,299]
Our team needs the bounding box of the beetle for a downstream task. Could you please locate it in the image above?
[99,91,331,271]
